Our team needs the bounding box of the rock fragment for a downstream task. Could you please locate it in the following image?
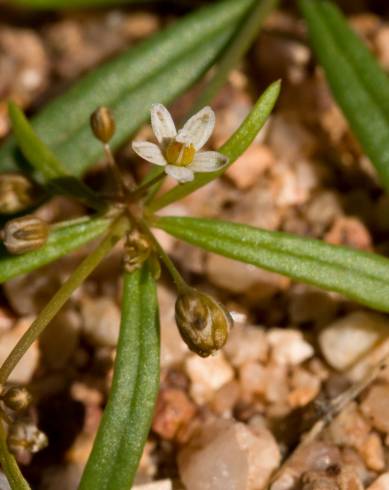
[268,329,314,366]
[360,384,389,435]
[0,317,39,384]
[367,473,389,490]
[319,312,389,371]
[179,419,280,490]
[80,296,120,348]
[185,352,234,404]
[152,388,196,441]
[224,325,268,367]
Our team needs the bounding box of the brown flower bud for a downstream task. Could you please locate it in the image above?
[3,215,49,255]
[2,387,32,412]
[0,173,37,214]
[123,229,151,273]
[7,421,48,454]
[90,106,116,143]
[175,289,233,357]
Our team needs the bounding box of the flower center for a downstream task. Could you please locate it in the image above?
[165,141,196,166]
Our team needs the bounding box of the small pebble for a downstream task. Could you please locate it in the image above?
[132,480,172,490]
[324,217,372,250]
[360,432,385,472]
[225,144,275,190]
[224,325,268,367]
[271,442,341,490]
[206,253,289,296]
[80,296,120,348]
[328,402,370,451]
[319,311,389,371]
[0,317,39,384]
[179,419,280,490]
[268,328,314,366]
[361,384,389,435]
[185,352,234,404]
[40,308,81,370]
[152,388,196,441]
[367,473,389,490]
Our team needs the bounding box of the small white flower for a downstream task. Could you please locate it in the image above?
[132,104,229,183]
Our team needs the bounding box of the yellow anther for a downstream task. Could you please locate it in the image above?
[165,142,196,166]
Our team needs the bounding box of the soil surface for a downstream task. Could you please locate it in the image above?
[1,1,389,489]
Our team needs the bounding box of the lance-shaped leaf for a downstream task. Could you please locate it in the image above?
[0,217,110,283]
[299,0,389,192]
[0,0,253,177]
[8,102,103,210]
[79,265,160,490]
[148,80,281,212]
[156,216,389,313]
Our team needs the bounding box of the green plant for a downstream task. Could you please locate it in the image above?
[1,0,389,488]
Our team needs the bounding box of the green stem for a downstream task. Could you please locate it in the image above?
[0,215,129,385]
[129,172,165,202]
[188,0,279,115]
[0,422,30,490]
[103,144,133,195]
[139,221,187,292]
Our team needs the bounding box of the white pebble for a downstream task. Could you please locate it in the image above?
[179,419,280,490]
[268,328,313,366]
[319,311,389,371]
[185,352,234,404]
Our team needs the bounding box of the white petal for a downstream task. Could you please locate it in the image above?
[190,151,229,172]
[164,165,194,183]
[132,141,167,166]
[176,106,215,150]
[150,104,177,146]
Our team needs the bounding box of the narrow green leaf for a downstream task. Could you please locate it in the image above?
[143,0,277,203]
[188,0,279,115]
[299,0,389,191]
[156,216,389,313]
[8,102,104,211]
[79,265,160,490]
[8,102,67,181]
[148,80,281,212]
[0,0,253,177]
[0,216,110,284]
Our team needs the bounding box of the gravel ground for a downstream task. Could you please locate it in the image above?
[1,2,389,489]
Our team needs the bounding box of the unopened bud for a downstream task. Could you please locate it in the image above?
[90,106,116,143]
[7,421,48,454]
[123,229,151,273]
[3,215,49,255]
[0,173,37,214]
[2,387,32,412]
[175,289,233,357]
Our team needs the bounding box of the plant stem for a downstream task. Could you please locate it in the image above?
[129,172,166,202]
[103,144,130,196]
[0,215,129,385]
[139,222,187,292]
[188,0,279,116]
[0,422,30,490]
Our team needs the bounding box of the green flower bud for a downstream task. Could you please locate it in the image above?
[123,229,151,273]
[90,106,116,143]
[0,173,37,214]
[7,421,48,454]
[3,215,49,255]
[2,387,32,412]
[175,289,233,357]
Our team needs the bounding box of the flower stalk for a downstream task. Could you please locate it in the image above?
[0,214,129,385]
[0,421,30,490]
